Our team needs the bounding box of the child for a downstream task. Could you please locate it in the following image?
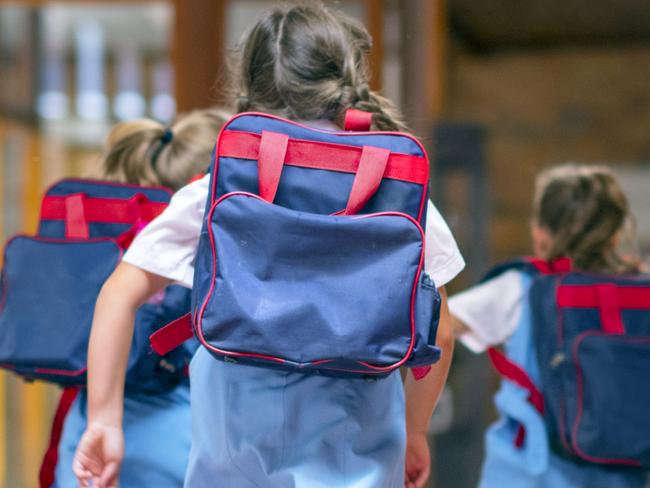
[449,164,648,487]
[53,108,229,488]
[73,4,465,488]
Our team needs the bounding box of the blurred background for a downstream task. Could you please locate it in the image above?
[0,0,648,486]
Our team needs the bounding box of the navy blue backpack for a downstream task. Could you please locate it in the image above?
[0,179,195,392]
[152,110,442,378]
[485,258,650,469]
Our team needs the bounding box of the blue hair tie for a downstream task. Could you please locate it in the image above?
[151,128,174,168]
[161,128,174,144]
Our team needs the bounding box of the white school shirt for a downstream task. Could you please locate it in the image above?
[448,270,525,353]
[124,174,465,289]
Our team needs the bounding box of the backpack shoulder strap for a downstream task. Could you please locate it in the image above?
[481,256,571,447]
[481,256,572,283]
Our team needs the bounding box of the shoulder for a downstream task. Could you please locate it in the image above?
[449,269,527,352]
[423,200,465,287]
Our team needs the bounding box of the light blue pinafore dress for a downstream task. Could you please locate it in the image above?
[185,347,406,488]
[479,272,647,488]
[53,382,191,488]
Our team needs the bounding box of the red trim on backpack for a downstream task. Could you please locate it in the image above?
[218,130,429,185]
[150,313,194,356]
[570,332,645,466]
[209,112,430,226]
[195,191,426,374]
[411,366,432,380]
[344,109,373,131]
[557,284,650,334]
[41,194,167,226]
[487,347,544,414]
[487,346,544,448]
[41,178,173,198]
[39,387,79,488]
[526,256,572,274]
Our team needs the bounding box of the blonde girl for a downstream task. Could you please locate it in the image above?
[53,109,228,488]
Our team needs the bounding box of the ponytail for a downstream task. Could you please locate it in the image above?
[533,164,642,274]
[102,108,229,190]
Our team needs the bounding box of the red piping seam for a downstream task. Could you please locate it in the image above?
[558,397,572,454]
[34,367,87,376]
[554,277,572,452]
[555,276,567,345]
[571,331,645,466]
[195,191,425,372]
[209,112,429,224]
[0,273,7,314]
[4,234,124,252]
[1,235,122,377]
[41,177,173,199]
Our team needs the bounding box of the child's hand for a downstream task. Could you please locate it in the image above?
[404,431,430,488]
[73,421,124,488]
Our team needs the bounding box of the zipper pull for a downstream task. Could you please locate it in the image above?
[550,352,565,369]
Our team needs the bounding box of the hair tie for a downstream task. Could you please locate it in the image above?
[151,128,173,169]
[161,128,174,144]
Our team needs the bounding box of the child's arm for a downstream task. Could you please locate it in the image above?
[404,287,454,488]
[73,262,172,488]
[450,313,471,337]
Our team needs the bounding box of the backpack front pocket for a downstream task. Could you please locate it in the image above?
[0,236,121,382]
[196,192,439,375]
[570,332,650,467]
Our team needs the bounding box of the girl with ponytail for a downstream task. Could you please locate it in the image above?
[448,164,647,487]
[52,108,228,488]
[74,4,464,487]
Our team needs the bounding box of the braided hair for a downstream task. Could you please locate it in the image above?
[229,1,407,132]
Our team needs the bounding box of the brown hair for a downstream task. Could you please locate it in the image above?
[533,164,642,274]
[102,108,230,191]
[229,1,407,132]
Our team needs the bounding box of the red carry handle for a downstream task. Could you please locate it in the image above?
[63,194,89,239]
[344,109,373,131]
[258,131,289,203]
[343,145,390,215]
[257,130,390,215]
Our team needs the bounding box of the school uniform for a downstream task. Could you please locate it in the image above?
[52,384,191,488]
[123,170,464,487]
[449,270,648,488]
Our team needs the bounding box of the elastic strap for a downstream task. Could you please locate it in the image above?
[150,313,194,356]
[39,387,79,488]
